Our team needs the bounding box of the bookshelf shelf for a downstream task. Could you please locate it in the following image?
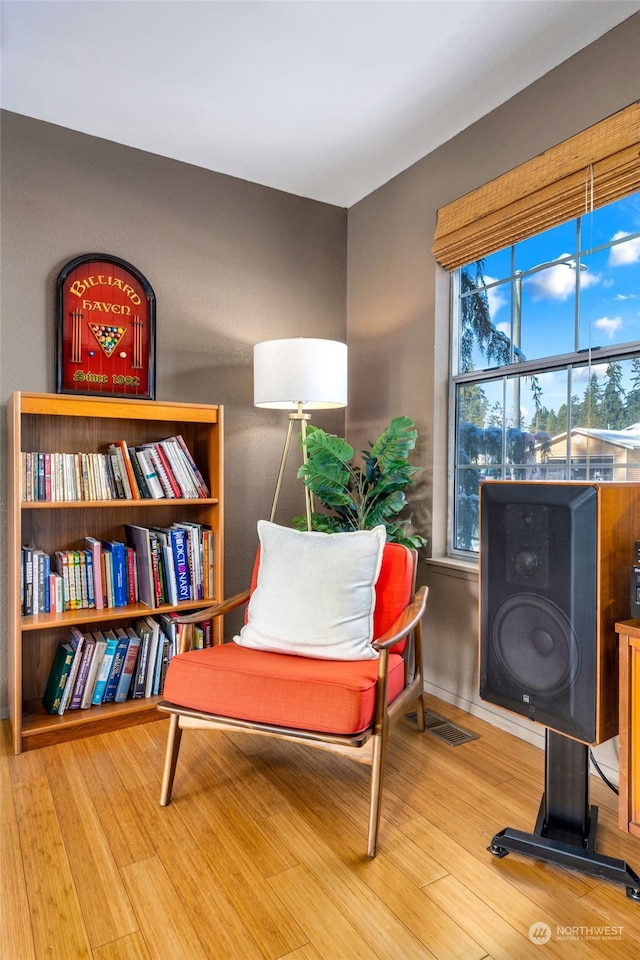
[8,391,224,754]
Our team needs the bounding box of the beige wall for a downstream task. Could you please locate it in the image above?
[346,13,640,746]
[0,113,347,713]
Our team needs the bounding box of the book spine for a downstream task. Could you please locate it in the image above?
[91,637,119,704]
[22,546,34,616]
[42,643,75,714]
[170,527,192,601]
[174,434,210,497]
[81,636,105,708]
[132,630,151,698]
[114,635,141,702]
[58,632,85,715]
[68,638,96,710]
[102,632,130,703]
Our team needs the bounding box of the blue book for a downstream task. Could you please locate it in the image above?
[102,629,131,703]
[91,632,119,704]
[114,629,141,702]
[102,540,127,607]
[169,526,192,601]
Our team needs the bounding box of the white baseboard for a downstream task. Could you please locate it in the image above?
[424,679,620,789]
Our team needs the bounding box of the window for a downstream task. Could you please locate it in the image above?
[430,101,640,557]
[451,193,640,554]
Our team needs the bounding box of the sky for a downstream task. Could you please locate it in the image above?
[465,191,640,417]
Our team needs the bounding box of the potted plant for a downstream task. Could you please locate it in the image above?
[294,415,426,548]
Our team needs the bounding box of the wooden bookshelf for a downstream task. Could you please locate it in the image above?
[8,391,224,753]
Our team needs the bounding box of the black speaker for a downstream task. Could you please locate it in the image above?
[479,481,640,745]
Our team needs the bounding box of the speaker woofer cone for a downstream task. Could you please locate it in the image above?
[491,594,580,698]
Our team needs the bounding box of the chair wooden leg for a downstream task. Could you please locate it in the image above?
[414,689,426,732]
[367,731,388,858]
[160,714,183,806]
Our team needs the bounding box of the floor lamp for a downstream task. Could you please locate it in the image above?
[254,338,348,530]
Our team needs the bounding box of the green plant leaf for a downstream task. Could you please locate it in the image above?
[294,416,425,547]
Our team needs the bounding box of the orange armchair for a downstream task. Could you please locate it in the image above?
[158,525,428,857]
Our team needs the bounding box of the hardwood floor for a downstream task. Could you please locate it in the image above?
[3,695,640,959]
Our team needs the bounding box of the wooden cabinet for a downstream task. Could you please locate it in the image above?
[616,619,640,837]
[8,391,223,754]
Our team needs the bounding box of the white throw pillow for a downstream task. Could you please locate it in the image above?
[234,521,386,660]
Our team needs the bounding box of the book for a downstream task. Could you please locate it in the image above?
[124,523,156,608]
[22,545,35,616]
[114,629,141,702]
[160,437,199,498]
[131,624,152,698]
[170,524,193,601]
[102,629,131,703]
[48,570,64,613]
[91,631,119,705]
[174,434,210,497]
[144,617,160,697]
[134,446,165,499]
[150,528,178,604]
[141,442,180,498]
[68,635,96,710]
[101,548,114,608]
[81,633,107,708]
[102,540,127,606]
[54,549,72,609]
[148,529,165,606]
[58,629,85,714]
[42,642,75,714]
[33,549,50,613]
[107,448,127,499]
[84,536,104,610]
[125,545,138,604]
[129,448,151,498]
[107,441,138,499]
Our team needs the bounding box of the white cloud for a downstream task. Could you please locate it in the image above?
[573,362,608,384]
[614,293,636,301]
[484,275,507,319]
[609,232,640,266]
[593,315,623,339]
[524,257,599,301]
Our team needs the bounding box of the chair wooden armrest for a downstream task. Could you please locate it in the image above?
[372,585,428,652]
[170,589,251,625]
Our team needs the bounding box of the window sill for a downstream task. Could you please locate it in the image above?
[425,556,478,580]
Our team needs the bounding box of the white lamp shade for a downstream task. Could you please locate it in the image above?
[254,338,348,410]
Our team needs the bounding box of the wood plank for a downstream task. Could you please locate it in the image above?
[93,931,152,960]
[40,742,138,948]
[268,863,386,960]
[129,778,269,960]
[12,756,92,959]
[269,805,442,960]
[120,856,210,960]
[70,734,156,868]
[0,723,37,960]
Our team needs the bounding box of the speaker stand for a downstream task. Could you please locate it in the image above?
[488,729,640,901]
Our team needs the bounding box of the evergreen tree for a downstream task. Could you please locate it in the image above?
[458,383,488,427]
[577,373,602,428]
[600,361,626,429]
[460,262,510,373]
[625,358,640,425]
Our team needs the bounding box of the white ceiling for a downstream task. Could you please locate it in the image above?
[1,0,639,207]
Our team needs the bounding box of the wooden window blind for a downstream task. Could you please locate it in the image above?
[431,101,640,271]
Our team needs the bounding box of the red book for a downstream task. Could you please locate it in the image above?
[143,443,182,498]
